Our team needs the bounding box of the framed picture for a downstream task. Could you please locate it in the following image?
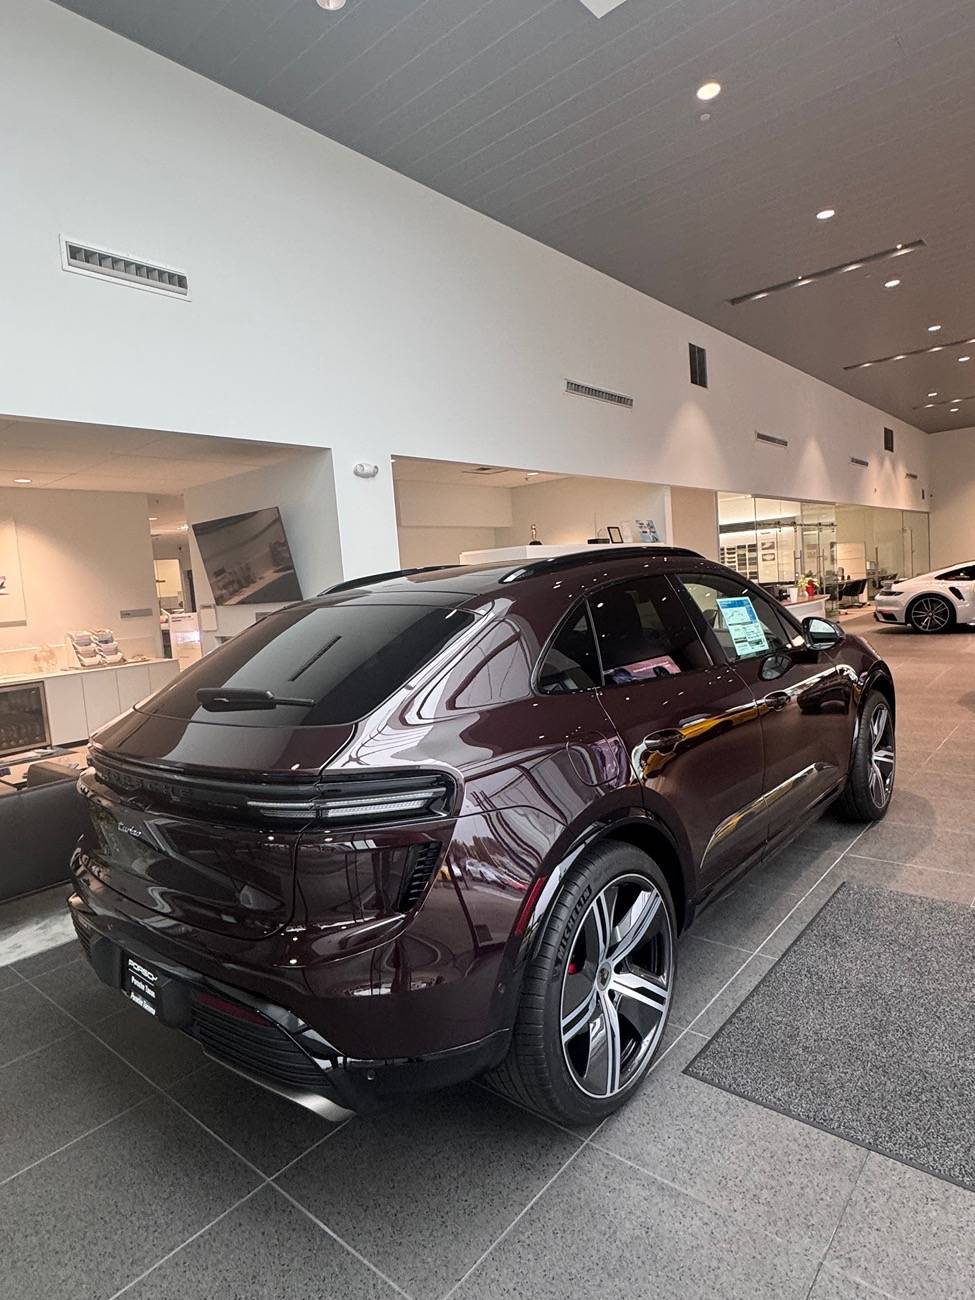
[607,525,624,544]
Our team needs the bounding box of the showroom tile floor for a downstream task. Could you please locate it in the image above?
[1,612,973,1300]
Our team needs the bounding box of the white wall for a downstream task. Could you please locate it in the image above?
[0,486,159,669]
[0,0,931,587]
[183,451,343,651]
[498,478,670,548]
[670,487,719,560]
[930,428,975,566]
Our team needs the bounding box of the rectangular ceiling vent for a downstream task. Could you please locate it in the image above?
[850,456,870,468]
[61,237,189,298]
[755,431,788,448]
[463,466,508,476]
[905,472,919,481]
[565,379,634,409]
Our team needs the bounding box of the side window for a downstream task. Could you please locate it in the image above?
[678,574,803,662]
[938,566,975,581]
[589,577,709,685]
[538,608,600,695]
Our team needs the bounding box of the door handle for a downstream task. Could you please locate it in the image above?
[642,728,684,754]
[763,691,790,712]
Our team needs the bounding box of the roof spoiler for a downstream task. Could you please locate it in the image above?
[320,565,461,596]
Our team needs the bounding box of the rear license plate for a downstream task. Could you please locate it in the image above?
[125,955,159,1016]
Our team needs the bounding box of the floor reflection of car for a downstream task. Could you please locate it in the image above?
[68,548,895,1125]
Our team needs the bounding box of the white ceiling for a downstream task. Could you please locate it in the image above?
[392,456,569,489]
[0,417,309,494]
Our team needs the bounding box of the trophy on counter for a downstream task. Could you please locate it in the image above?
[529,523,542,546]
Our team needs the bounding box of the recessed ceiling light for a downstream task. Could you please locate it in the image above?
[950,408,960,413]
[884,279,900,289]
[929,346,944,352]
[924,404,935,408]
[526,471,540,477]
[858,362,873,369]
[148,516,158,521]
[928,324,942,332]
[893,355,906,361]
[928,392,938,397]
[13,478,32,485]
[959,355,971,362]
[316,0,346,9]
[840,262,862,273]
[816,208,836,221]
[696,81,721,101]
[751,292,769,300]
[795,277,812,286]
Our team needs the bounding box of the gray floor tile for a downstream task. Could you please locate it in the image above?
[0,980,77,1067]
[825,1154,975,1300]
[10,938,78,979]
[452,1144,819,1300]
[757,883,838,959]
[840,854,975,904]
[90,999,205,1088]
[0,1032,149,1182]
[671,934,773,1034]
[885,770,975,826]
[121,1184,397,1299]
[30,955,128,1027]
[277,1084,580,1300]
[167,1061,334,1176]
[923,750,975,779]
[854,820,975,877]
[0,887,74,970]
[808,1266,901,1298]
[595,1032,867,1254]
[683,952,777,1036]
[692,877,807,954]
[0,965,22,993]
[0,1095,260,1300]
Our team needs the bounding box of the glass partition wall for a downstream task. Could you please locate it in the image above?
[718,494,931,611]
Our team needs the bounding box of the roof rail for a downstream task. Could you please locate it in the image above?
[320,565,461,596]
[499,546,703,583]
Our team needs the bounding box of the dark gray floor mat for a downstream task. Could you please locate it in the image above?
[684,883,975,1191]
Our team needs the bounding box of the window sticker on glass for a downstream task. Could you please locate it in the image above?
[715,596,770,656]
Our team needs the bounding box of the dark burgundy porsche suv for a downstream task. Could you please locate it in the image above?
[69,548,896,1125]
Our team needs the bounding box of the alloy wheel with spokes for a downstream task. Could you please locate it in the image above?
[867,702,895,808]
[559,873,674,1099]
[909,595,952,633]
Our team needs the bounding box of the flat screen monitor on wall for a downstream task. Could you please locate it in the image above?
[191,507,303,607]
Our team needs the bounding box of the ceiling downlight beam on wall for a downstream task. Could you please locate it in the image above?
[727,239,925,306]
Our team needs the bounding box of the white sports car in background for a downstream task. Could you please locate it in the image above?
[874,562,975,632]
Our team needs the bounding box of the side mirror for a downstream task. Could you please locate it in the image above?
[803,616,844,648]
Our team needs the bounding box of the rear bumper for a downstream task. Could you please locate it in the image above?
[69,895,509,1116]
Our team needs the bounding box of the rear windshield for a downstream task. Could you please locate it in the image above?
[143,603,476,726]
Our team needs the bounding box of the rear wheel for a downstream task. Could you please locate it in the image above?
[836,690,896,822]
[487,842,676,1126]
[908,594,954,633]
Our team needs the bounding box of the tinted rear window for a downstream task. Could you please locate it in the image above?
[143,603,476,726]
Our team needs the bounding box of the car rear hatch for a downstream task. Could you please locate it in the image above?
[77,596,475,940]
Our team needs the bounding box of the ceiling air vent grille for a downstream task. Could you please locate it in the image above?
[463,466,508,476]
[850,456,870,468]
[61,237,189,298]
[755,431,788,448]
[565,379,634,409]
